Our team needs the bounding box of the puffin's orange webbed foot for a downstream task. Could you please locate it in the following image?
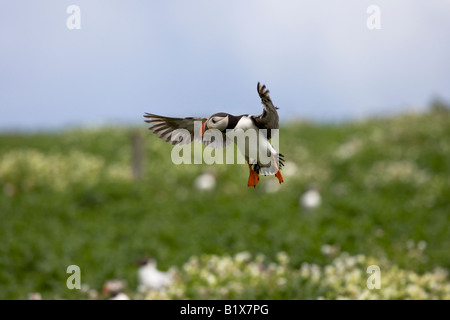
[275,170,284,184]
[247,163,260,188]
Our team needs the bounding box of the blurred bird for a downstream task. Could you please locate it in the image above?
[102,279,130,300]
[137,257,174,292]
[144,82,284,187]
[282,161,298,177]
[194,171,216,191]
[263,178,282,193]
[300,185,322,212]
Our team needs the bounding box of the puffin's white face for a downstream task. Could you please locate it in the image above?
[202,115,228,134]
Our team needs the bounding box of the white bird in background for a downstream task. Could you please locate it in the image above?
[102,279,130,300]
[137,257,174,292]
[109,291,130,300]
[300,185,322,212]
[194,172,216,191]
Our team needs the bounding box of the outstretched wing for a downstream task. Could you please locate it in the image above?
[253,82,280,136]
[144,113,207,145]
[257,82,279,111]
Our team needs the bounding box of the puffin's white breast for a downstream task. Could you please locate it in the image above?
[234,116,257,130]
[226,116,276,166]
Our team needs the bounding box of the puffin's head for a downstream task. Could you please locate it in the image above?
[102,279,126,296]
[200,113,229,136]
[136,256,157,268]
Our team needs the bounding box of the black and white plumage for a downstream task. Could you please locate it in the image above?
[102,279,130,300]
[144,82,284,187]
[137,257,174,292]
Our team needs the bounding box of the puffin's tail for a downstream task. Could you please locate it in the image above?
[258,153,285,176]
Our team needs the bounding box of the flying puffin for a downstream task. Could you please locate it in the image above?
[144,82,284,187]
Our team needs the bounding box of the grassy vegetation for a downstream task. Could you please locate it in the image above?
[0,107,449,299]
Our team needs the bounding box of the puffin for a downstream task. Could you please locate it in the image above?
[102,279,130,300]
[144,82,284,187]
[137,257,174,292]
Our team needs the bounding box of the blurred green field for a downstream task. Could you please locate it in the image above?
[0,107,449,299]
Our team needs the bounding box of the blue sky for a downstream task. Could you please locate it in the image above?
[1,1,449,130]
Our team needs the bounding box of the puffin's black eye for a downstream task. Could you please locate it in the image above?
[211,118,217,124]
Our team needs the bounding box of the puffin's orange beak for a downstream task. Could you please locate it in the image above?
[200,121,208,136]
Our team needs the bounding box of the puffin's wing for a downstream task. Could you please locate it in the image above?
[257,82,278,110]
[144,113,207,145]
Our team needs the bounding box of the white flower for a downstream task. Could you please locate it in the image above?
[276,252,290,265]
[206,274,217,286]
[235,251,251,263]
[417,240,427,251]
[277,278,287,286]
[321,244,340,257]
[335,138,363,160]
